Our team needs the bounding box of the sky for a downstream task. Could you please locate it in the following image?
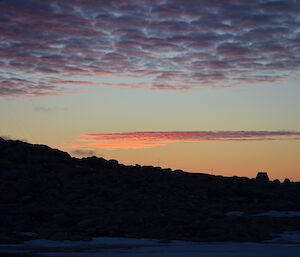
[0,0,300,181]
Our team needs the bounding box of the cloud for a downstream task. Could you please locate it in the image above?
[1,0,300,96]
[70,149,96,157]
[0,135,28,142]
[0,76,75,97]
[60,131,300,150]
[0,135,12,140]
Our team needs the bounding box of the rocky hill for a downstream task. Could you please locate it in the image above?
[0,137,300,243]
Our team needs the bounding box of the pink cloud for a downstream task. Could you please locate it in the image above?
[60,131,300,150]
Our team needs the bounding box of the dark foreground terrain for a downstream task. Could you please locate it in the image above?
[0,137,300,244]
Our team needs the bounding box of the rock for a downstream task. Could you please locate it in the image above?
[81,156,107,168]
[48,231,69,241]
[1,137,300,244]
[108,159,119,167]
[174,169,184,173]
[52,213,70,224]
[37,228,54,239]
[0,232,23,244]
[68,233,90,241]
[78,218,98,228]
[256,172,269,182]
[22,195,33,202]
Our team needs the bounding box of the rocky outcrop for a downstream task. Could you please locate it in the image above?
[256,172,270,182]
[0,137,300,243]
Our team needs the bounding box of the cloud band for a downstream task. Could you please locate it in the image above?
[61,131,300,149]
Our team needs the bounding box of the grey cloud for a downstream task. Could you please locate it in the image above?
[71,149,96,157]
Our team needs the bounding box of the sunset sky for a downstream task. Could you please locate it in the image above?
[1,0,300,181]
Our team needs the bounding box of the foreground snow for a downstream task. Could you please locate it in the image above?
[0,234,300,257]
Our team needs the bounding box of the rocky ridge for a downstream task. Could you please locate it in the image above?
[0,137,300,243]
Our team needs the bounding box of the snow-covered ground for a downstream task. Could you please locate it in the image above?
[1,234,300,257]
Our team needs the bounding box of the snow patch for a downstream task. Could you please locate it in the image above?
[253,211,300,217]
[267,231,300,244]
[19,232,39,238]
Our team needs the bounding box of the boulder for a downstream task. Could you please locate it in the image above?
[255,172,269,182]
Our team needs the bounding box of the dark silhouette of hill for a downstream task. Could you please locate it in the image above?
[0,137,300,243]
